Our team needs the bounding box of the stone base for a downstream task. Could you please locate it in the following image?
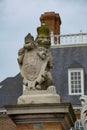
[5,103,76,130]
[18,86,61,104]
[18,93,61,104]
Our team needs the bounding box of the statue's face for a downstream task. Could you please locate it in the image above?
[37,47,48,60]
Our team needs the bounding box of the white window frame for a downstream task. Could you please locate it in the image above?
[75,119,83,129]
[68,68,84,95]
[70,119,83,130]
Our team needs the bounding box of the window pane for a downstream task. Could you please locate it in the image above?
[75,81,77,84]
[78,72,80,75]
[71,77,74,80]
[78,81,81,84]
[71,89,74,93]
[78,89,81,93]
[71,72,73,76]
[75,89,78,93]
[78,76,81,79]
[80,127,84,130]
[68,69,84,95]
[78,85,81,88]
[75,76,77,80]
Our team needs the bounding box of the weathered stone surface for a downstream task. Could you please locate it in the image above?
[17,23,60,104]
[5,103,76,130]
[18,86,61,104]
[17,33,53,91]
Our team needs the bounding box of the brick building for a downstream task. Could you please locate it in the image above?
[0,12,87,130]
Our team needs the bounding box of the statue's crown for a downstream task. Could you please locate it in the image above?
[37,22,50,37]
[36,22,51,48]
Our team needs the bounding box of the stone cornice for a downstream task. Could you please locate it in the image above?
[5,103,76,130]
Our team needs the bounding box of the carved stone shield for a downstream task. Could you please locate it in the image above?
[21,49,42,81]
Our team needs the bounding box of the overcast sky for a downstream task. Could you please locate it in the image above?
[0,0,87,81]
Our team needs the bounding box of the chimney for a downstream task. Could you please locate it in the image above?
[40,12,61,35]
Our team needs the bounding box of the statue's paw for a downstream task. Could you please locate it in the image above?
[36,85,41,90]
[47,86,56,94]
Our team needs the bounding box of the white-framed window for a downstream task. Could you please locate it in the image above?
[68,68,84,95]
[70,119,84,130]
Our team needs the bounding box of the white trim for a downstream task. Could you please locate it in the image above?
[51,43,87,48]
[68,68,84,95]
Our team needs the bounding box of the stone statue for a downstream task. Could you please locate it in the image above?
[17,23,53,91]
[17,22,60,104]
[80,95,87,130]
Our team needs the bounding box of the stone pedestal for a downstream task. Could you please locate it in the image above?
[18,86,61,104]
[5,103,76,130]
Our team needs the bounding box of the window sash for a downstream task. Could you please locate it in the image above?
[70,119,84,130]
[68,68,84,95]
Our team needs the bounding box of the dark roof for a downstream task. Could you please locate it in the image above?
[0,44,87,107]
[0,74,22,107]
[68,61,84,68]
[51,45,87,105]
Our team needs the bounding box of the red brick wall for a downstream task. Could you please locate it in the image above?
[0,115,16,130]
[43,123,63,130]
[40,12,61,35]
[76,113,80,119]
[17,124,34,130]
[17,123,63,130]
